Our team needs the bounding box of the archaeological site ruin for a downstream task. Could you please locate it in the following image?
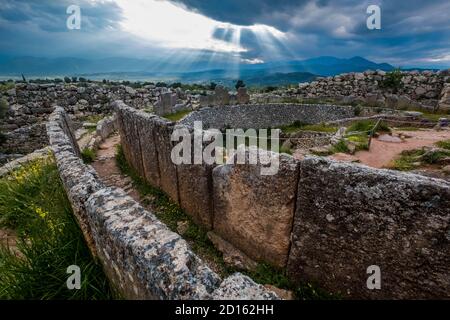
[1,68,449,301]
[3,4,450,317]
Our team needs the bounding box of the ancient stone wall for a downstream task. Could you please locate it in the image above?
[0,82,190,158]
[46,106,279,300]
[297,70,450,111]
[179,104,355,130]
[116,101,450,298]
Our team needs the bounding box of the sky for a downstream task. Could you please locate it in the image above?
[0,0,449,69]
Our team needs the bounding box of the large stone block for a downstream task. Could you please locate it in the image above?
[177,161,214,229]
[287,157,450,299]
[134,111,161,188]
[212,152,300,267]
[116,105,145,178]
[152,117,179,203]
[175,127,215,229]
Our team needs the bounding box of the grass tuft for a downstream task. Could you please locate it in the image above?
[81,148,96,164]
[0,157,112,299]
[164,110,192,122]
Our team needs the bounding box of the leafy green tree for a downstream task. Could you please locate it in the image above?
[235,80,246,90]
[380,69,403,93]
[209,82,217,90]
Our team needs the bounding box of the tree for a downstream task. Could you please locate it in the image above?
[235,80,246,90]
[379,68,403,93]
[209,82,217,90]
[64,77,71,84]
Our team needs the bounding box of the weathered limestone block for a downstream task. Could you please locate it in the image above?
[154,92,175,116]
[85,187,221,299]
[134,111,161,188]
[438,83,450,112]
[212,151,300,267]
[177,161,214,229]
[175,126,215,229]
[115,103,145,178]
[96,114,117,140]
[287,156,450,299]
[214,85,230,106]
[212,273,280,300]
[237,87,250,104]
[152,116,179,203]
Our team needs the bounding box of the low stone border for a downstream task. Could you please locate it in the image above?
[46,106,279,300]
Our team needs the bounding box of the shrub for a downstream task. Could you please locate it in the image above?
[379,69,403,93]
[331,140,350,153]
[422,150,450,164]
[353,105,362,116]
[436,140,450,150]
[346,120,390,134]
[81,148,96,164]
[235,80,246,90]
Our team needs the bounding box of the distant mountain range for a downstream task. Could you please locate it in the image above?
[0,55,400,86]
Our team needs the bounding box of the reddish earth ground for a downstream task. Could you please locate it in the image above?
[331,129,450,168]
[91,134,141,201]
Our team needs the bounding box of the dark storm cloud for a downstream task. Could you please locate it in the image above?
[0,0,449,68]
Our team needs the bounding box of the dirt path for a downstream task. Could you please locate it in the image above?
[91,134,140,201]
[331,129,450,168]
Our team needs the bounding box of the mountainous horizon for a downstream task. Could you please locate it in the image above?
[0,55,404,86]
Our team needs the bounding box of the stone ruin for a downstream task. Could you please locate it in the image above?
[2,72,450,299]
[113,101,449,299]
[199,85,250,107]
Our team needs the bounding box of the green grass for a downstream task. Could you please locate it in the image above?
[436,140,450,150]
[80,114,104,124]
[346,120,391,134]
[391,147,450,171]
[279,145,293,155]
[0,157,113,299]
[396,126,422,131]
[0,82,14,92]
[246,263,338,300]
[115,145,334,300]
[331,140,350,154]
[279,121,337,134]
[164,109,192,122]
[81,148,96,164]
[391,149,425,171]
[346,135,370,151]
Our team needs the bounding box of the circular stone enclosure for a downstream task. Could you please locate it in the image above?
[178,104,357,130]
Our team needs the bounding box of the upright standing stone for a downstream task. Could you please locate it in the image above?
[214,85,230,106]
[212,151,300,267]
[154,92,175,116]
[237,87,250,104]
